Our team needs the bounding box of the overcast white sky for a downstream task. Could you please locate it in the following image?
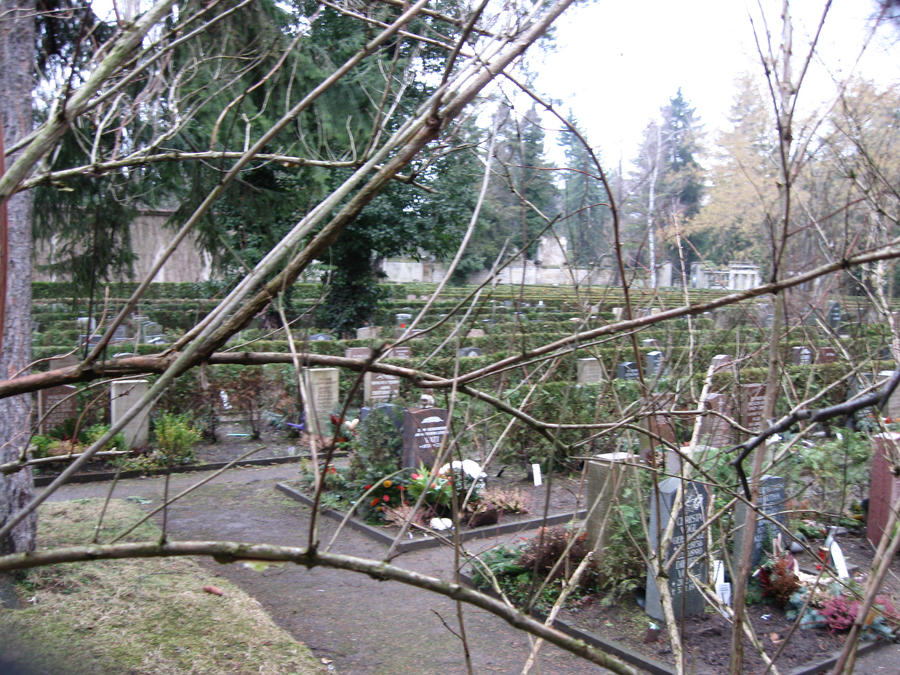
[533,0,899,165]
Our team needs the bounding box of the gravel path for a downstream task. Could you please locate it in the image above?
[47,465,900,674]
[50,464,612,674]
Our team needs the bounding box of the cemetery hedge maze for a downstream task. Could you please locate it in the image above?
[26,280,900,668]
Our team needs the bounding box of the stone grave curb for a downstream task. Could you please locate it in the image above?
[32,452,335,487]
[786,638,885,675]
[276,482,587,553]
[458,572,890,675]
[456,571,675,675]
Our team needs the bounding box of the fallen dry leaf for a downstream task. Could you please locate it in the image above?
[203,585,224,596]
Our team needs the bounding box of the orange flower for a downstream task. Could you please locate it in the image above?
[371,497,379,507]
[383,480,392,488]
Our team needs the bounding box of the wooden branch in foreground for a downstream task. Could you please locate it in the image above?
[0,539,637,675]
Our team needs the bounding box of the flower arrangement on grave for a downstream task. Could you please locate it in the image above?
[405,463,484,517]
[785,582,900,639]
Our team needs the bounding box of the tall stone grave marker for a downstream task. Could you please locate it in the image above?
[402,408,448,468]
[867,433,900,546]
[577,357,603,384]
[645,478,711,621]
[732,474,787,567]
[639,393,677,458]
[878,371,900,419]
[828,301,842,330]
[302,368,340,436]
[37,384,79,435]
[585,453,635,552]
[739,383,767,436]
[645,350,664,377]
[698,392,735,448]
[110,379,150,449]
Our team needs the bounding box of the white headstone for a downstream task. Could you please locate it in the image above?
[302,368,340,436]
[110,379,150,449]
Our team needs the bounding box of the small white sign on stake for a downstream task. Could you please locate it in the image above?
[531,463,542,486]
[830,541,850,579]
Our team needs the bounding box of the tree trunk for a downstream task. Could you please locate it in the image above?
[0,0,37,555]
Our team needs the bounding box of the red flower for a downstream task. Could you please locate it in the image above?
[411,473,420,480]
[365,485,372,490]
[371,497,379,507]
[383,494,390,502]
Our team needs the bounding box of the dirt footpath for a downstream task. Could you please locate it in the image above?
[48,465,900,674]
[50,465,612,674]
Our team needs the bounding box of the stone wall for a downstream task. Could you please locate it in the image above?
[34,210,212,284]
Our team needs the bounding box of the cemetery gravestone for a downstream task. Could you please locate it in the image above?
[645,478,711,621]
[611,307,624,321]
[110,379,150,449]
[302,368,340,436]
[739,383,767,435]
[710,354,732,372]
[309,333,333,342]
[458,347,483,358]
[732,474,787,567]
[37,385,79,435]
[402,408,448,468]
[698,392,735,448]
[645,350,664,377]
[345,347,372,360]
[639,393,677,458]
[828,301,842,330]
[467,328,486,338]
[359,403,404,432]
[364,372,401,403]
[111,326,130,342]
[356,326,380,340]
[617,361,639,380]
[791,346,812,365]
[386,345,412,359]
[816,347,838,364]
[585,453,635,551]
[576,357,603,384]
[867,433,900,546]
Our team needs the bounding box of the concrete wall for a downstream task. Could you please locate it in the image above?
[34,210,212,284]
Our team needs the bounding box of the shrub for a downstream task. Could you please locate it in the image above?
[519,525,591,581]
[152,413,201,465]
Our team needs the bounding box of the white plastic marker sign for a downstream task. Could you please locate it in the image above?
[532,463,542,486]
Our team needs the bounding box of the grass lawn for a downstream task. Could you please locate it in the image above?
[0,498,326,674]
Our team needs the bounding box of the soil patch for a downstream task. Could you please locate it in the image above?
[280,470,587,551]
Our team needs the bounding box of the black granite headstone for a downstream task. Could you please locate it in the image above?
[645,478,711,621]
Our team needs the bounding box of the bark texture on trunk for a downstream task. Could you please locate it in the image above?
[0,0,37,554]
